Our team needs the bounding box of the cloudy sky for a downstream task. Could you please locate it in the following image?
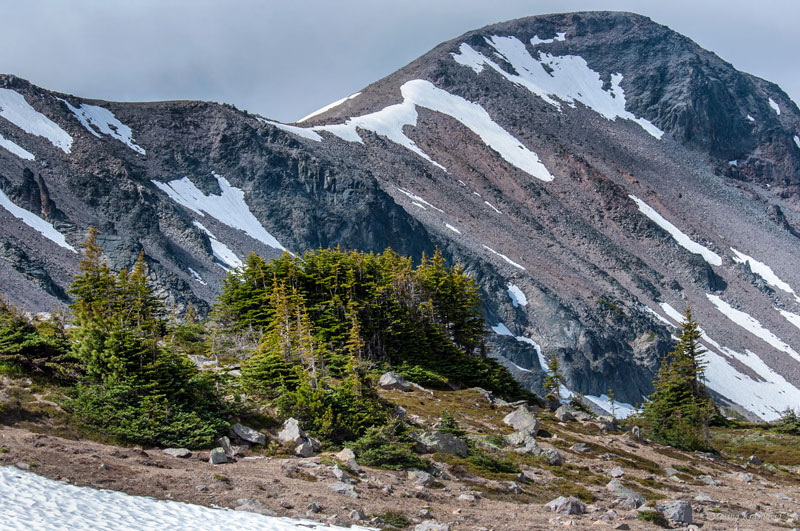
[1,0,798,123]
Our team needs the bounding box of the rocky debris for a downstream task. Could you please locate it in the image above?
[329,481,359,498]
[458,494,476,502]
[409,469,435,487]
[631,426,642,442]
[694,492,716,504]
[748,455,763,466]
[336,448,356,462]
[571,442,591,453]
[546,496,586,515]
[506,431,536,448]
[519,444,563,466]
[505,481,523,494]
[233,498,277,516]
[698,474,721,486]
[664,467,679,477]
[295,440,315,458]
[727,471,754,483]
[230,423,266,446]
[216,436,235,458]
[413,431,468,457]
[378,372,410,392]
[414,523,450,531]
[502,407,539,434]
[554,405,576,422]
[657,500,692,524]
[607,466,625,478]
[162,448,191,458]
[612,524,630,530]
[332,465,354,484]
[276,418,319,456]
[606,479,644,509]
[306,502,322,514]
[349,509,366,521]
[208,448,227,465]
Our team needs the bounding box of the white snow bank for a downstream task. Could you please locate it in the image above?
[507,283,528,307]
[657,301,800,420]
[768,98,781,115]
[706,294,800,364]
[452,36,663,139]
[276,80,552,181]
[0,188,75,252]
[61,100,145,154]
[779,309,800,331]
[0,88,72,153]
[0,132,35,160]
[484,201,501,214]
[629,195,722,266]
[482,245,525,270]
[444,222,461,234]
[794,135,800,149]
[530,32,566,46]
[746,115,755,122]
[192,220,243,270]
[297,92,361,123]
[152,174,284,251]
[395,187,444,213]
[0,466,372,531]
[188,267,207,286]
[730,247,798,298]
[264,120,323,142]
[583,394,638,419]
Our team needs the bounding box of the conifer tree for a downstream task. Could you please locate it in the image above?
[543,355,562,406]
[642,307,714,450]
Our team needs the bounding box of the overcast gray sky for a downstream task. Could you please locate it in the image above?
[1,0,798,123]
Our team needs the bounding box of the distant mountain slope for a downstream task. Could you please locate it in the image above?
[2,11,800,419]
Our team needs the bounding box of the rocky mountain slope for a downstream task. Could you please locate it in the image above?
[2,11,800,419]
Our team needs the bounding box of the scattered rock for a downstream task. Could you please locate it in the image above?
[378,372,410,391]
[505,481,523,494]
[295,441,315,458]
[664,467,679,477]
[606,480,644,508]
[694,492,716,504]
[506,431,536,448]
[608,466,625,478]
[336,448,356,462]
[327,515,347,526]
[727,471,754,483]
[419,507,433,519]
[522,444,563,466]
[748,455,762,466]
[349,509,366,521]
[14,462,30,471]
[230,423,266,446]
[332,465,354,483]
[554,405,576,422]
[329,481,359,498]
[503,406,539,434]
[98,463,109,471]
[631,426,642,442]
[277,418,306,446]
[415,523,450,531]
[307,502,322,513]
[698,474,721,486]
[209,447,227,465]
[163,448,191,458]
[216,436,235,458]
[409,469,434,487]
[234,498,277,516]
[612,524,630,530]
[413,431,469,457]
[657,500,692,524]
[458,494,476,502]
[546,496,586,515]
[571,442,591,453]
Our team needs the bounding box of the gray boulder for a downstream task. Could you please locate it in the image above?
[546,496,586,515]
[329,481,359,498]
[234,498,277,516]
[216,436,235,457]
[295,441,315,458]
[163,448,191,458]
[230,423,266,445]
[520,443,562,466]
[631,426,642,441]
[608,466,625,478]
[209,447,227,465]
[657,500,692,524]
[554,405,576,422]
[408,469,434,487]
[698,474,721,486]
[414,431,469,457]
[415,524,450,531]
[748,455,762,466]
[277,418,306,445]
[606,479,644,508]
[571,442,591,453]
[503,406,539,434]
[506,431,536,448]
[336,448,356,462]
[378,372,410,391]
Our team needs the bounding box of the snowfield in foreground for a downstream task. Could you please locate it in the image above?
[1,466,373,531]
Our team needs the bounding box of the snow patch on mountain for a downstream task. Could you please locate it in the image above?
[706,294,800,364]
[297,92,361,123]
[0,466,368,531]
[0,88,72,153]
[730,248,798,299]
[192,220,242,270]
[483,245,525,270]
[629,195,722,266]
[187,267,207,286]
[395,186,444,213]
[444,222,461,234]
[768,98,781,115]
[152,174,284,251]
[657,302,800,420]
[507,283,528,307]
[779,309,800,331]
[530,32,566,46]
[264,120,324,142]
[0,133,35,160]
[0,188,75,252]
[275,80,553,181]
[484,201,502,214]
[60,100,145,154]
[452,36,663,139]
[794,135,800,149]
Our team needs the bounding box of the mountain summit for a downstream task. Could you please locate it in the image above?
[1,11,800,419]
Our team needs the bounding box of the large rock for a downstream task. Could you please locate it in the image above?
[546,496,586,515]
[295,441,315,458]
[336,448,356,462]
[209,447,227,465]
[506,431,536,448]
[277,418,306,445]
[234,498,277,516]
[230,423,266,445]
[606,479,644,508]
[408,469,434,487]
[502,406,539,434]
[216,436,235,457]
[554,405,576,422]
[378,372,410,391]
[657,500,692,524]
[413,431,469,457]
[163,448,191,458]
[517,442,562,466]
[329,481,359,498]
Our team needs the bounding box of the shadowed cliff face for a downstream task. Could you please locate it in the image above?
[2,11,800,417]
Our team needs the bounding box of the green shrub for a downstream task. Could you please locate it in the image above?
[637,510,669,528]
[437,410,465,437]
[347,422,429,470]
[374,511,410,528]
[396,364,449,388]
[466,452,519,475]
